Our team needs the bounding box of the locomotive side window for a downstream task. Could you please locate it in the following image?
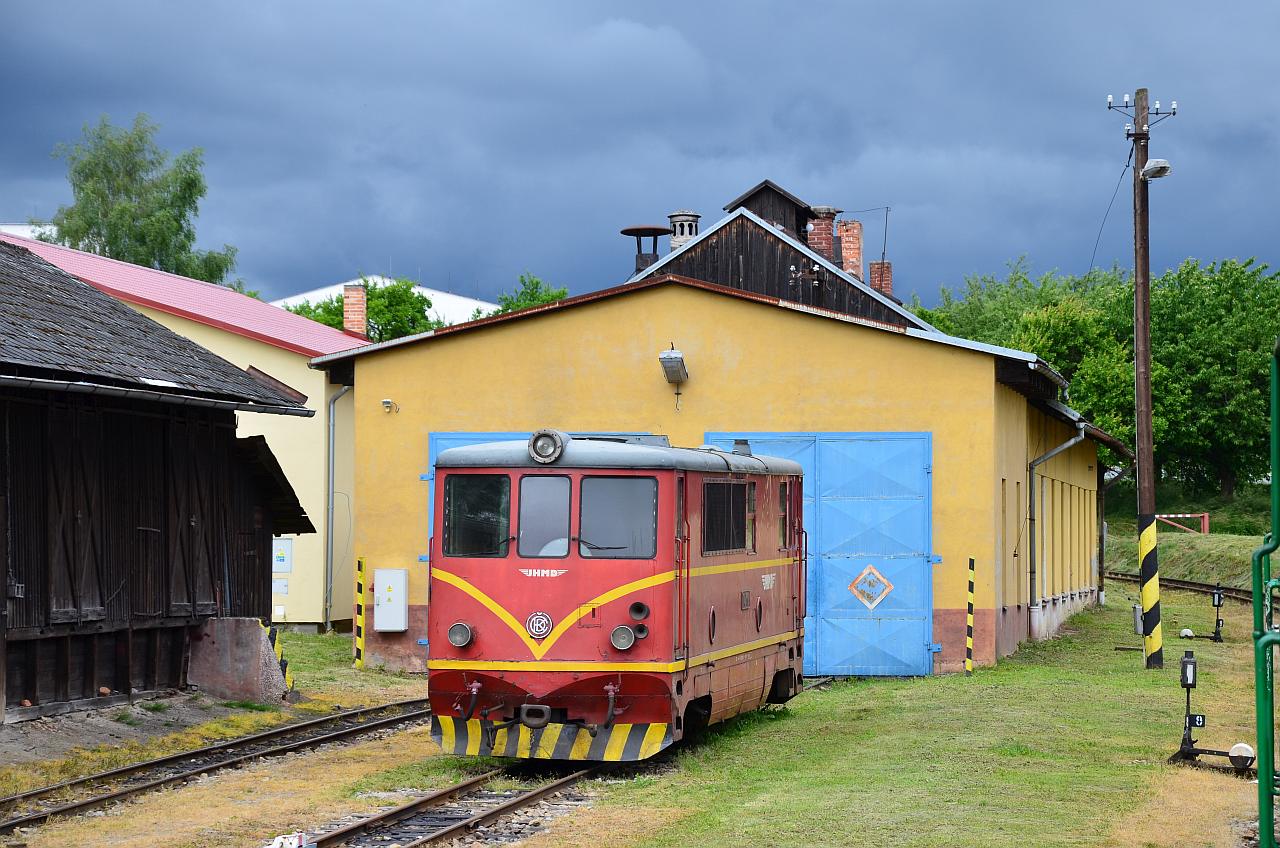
[778,481,790,549]
[578,476,657,559]
[703,480,752,554]
[518,475,570,557]
[443,474,511,557]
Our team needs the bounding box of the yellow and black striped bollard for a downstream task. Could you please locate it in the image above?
[354,557,366,670]
[965,557,975,675]
[1138,514,1163,668]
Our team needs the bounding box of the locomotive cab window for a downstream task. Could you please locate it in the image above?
[518,475,570,557]
[703,480,755,554]
[578,476,657,559]
[778,481,790,549]
[443,474,511,557]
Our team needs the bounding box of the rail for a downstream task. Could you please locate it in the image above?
[1103,571,1252,605]
[0,698,431,835]
[302,765,599,847]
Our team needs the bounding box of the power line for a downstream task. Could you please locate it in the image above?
[1088,146,1134,271]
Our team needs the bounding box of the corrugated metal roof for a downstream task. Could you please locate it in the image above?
[0,231,369,357]
[0,240,305,411]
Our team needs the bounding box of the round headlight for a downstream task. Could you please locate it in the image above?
[528,429,565,464]
[447,622,473,647]
[610,624,637,651]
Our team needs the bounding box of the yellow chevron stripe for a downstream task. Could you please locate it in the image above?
[603,725,631,761]
[465,718,482,755]
[517,724,533,758]
[1145,624,1163,655]
[569,727,593,759]
[427,630,798,673]
[535,723,561,758]
[440,717,456,752]
[492,726,509,754]
[639,723,667,758]
[431,558,797,661]
[1139,521,1157,559]
[1141,575,1161,612]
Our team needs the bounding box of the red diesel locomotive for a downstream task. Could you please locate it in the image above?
[427,430,806,762]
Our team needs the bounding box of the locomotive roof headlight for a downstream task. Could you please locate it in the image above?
[447,621,474,648]
[610,624,637,651]
[529,429,566,464]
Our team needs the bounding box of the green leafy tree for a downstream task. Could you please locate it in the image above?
[912,257,1280,497]
[473,272,567,319]
[286,277,443,342]
[42,113,242,289]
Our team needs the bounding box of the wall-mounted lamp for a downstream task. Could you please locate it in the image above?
[381,398,400,413]
[659,344,687,411]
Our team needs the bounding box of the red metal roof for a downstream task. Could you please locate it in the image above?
[0,232,369,358]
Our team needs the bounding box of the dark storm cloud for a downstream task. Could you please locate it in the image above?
[2,2,1277,304]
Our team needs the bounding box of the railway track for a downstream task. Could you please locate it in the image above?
[0,697,432,835]
[296,765,598,848]
[1104,570,1253,604]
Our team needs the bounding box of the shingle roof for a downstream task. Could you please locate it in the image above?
[0,231,367,357]
[0,240,306,411]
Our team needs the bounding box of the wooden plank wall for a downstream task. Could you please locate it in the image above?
[658,216,908,326]
[1,389,277,714]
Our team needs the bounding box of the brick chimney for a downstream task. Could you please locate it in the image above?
[868,261,893,297]
[836,219,863,279]
[343,283,368,337]
[807,206,840,262]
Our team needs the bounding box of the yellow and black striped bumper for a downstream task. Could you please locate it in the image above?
[431,716,671,761]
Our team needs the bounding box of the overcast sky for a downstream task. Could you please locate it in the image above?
[2,3,1277,306]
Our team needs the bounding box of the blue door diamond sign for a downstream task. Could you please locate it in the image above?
[850,564,894,611]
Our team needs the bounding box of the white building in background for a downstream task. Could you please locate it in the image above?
[272,276,497,326]
[0,224,55,240]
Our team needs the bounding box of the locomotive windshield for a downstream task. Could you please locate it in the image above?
[518,475,571,557]
[578,476,657,559]
[443,474,511,557]
[443,472,657,559]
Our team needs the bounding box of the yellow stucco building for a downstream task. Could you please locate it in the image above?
[1,232,367,629]
[314,275,1127,674]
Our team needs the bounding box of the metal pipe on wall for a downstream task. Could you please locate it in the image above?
[324,384,352,631]
[1027,423,1086,618]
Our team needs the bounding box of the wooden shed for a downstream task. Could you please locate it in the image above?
[0,241,313,720]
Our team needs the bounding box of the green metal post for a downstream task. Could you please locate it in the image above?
[1253,338,1280,847]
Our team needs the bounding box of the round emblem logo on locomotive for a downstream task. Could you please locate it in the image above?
[525,611,554,639]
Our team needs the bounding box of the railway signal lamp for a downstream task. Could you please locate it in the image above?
[1180,650,1197,689]
[1211,584,1225,643]
[1230,742,1257,770]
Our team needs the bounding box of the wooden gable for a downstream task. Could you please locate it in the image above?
[650,214,909,327]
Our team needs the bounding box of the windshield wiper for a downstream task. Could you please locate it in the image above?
[573,536,626,551]
[465,536,515,556]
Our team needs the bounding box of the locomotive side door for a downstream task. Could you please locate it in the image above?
[674,472,689,662]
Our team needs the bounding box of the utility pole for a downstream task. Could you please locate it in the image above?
[1132,88,1162,670]
[1108,87,1177,669]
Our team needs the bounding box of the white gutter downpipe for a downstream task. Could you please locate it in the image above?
[324,384,352,631]
[1027,422,1086,640]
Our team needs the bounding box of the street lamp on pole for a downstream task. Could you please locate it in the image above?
[1108,86,1176,669]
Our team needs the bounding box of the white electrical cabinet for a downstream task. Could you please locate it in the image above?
[373,568,408,632]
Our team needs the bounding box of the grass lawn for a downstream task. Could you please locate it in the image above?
[1105,529,1259,589]
[280,630,426,706]
[521,589,1258,848]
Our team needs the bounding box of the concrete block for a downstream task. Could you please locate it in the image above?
[188,618,290,703]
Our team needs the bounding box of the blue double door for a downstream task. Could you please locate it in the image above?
[706,432,935,676]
